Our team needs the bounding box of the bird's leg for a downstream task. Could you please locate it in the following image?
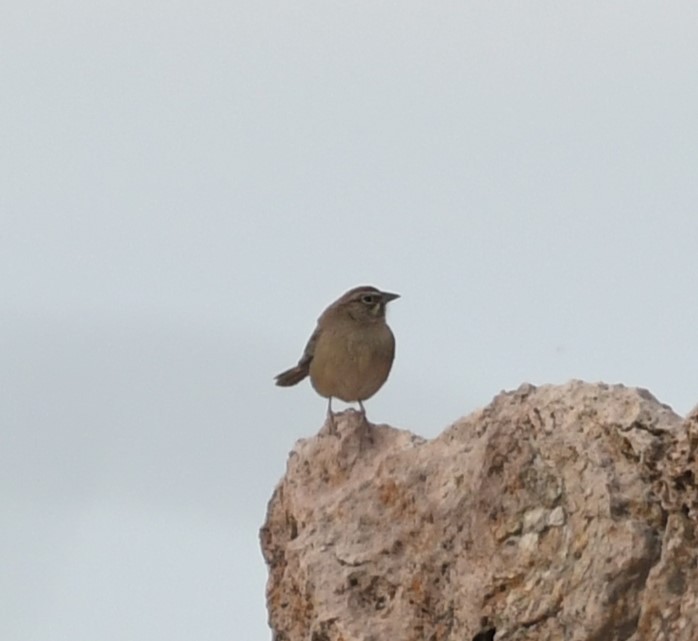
[326,397,337,435]
[356,400,372,445]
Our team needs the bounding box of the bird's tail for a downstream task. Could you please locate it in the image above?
[274,364,309,387]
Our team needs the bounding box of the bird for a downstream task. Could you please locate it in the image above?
[275,285,399,431]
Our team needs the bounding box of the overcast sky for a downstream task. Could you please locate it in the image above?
[2,2,697,640]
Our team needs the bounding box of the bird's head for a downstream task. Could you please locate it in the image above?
[334,285,400,323]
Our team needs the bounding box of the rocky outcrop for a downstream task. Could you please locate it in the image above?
[260,382,698,641]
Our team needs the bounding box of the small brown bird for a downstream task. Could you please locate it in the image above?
[275,285,399,430]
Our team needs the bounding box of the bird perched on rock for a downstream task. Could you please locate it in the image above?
[275,285,399,431]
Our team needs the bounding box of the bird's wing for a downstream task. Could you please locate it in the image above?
[297,325,320,369]
[274,325,320,387]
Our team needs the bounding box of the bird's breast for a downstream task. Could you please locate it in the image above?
[309,322,395,402]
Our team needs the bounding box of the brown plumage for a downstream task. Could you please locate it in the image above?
[275,285,399,430]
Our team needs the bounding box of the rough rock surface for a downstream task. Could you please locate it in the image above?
[260,382,698,641]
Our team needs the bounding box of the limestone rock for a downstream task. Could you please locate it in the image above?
[260,381,698,641]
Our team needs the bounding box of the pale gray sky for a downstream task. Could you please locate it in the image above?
[2,2,697,640]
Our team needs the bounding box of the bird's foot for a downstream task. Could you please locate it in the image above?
[324,411,339,437]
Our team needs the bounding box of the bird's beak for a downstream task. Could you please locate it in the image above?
[381,291,400,303]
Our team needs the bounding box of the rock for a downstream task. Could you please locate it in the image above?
[260,381,698,641]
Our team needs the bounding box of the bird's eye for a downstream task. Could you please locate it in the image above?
[361,294,377,304]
